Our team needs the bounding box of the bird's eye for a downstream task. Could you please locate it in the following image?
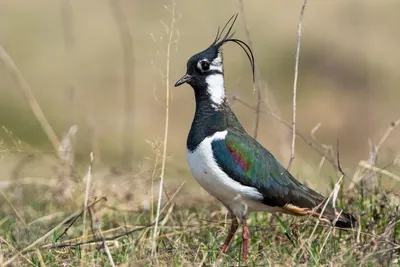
[199,61,210,72]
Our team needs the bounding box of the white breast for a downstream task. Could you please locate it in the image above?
[187,131,271,217]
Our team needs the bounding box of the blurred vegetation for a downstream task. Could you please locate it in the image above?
[0,1,398,174]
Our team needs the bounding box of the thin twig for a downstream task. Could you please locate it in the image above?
[301,143,346,259]
[151,0,176,258]
[376,119,400,155]
[370,118,400,168]
[81,152,94,265]
[2,210,84,266]
[287,0,308,171]
[232,96,348,178]
[0,189,27,227]
[238,0,263,139]
[0,46,60,155]
[90,207,116,267]
[358,160,400,182]
[35,249,46,267]
[390,205,399,263]
[349,118,400,191]
[41,220,160,251]
[336,139,345,176]
[150,141,161,224]
[55,197,106,243]
[0,235,35,266]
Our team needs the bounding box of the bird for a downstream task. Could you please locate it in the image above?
[174,14,355,261]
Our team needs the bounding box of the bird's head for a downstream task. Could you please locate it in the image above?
[175,14,255,107]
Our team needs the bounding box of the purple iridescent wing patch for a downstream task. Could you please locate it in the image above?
[227,144,249,172]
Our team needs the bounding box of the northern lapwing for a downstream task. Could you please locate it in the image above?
[175,14,355,261]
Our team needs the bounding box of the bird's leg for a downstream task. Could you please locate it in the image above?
[217,214,238,258]
[241,216,249,261]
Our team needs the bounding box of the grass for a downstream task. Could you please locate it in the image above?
[1,149,400,266]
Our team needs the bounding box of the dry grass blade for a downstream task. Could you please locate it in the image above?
[376,119,400,154]
[232,96,347,178]
[81,152,94,266]
[237,0,263,140]
[90,208,116,267]
[287,0,308,171]
[0,235,34,266]
[0,46,60,156]
[0,189,27,227]
[358,160,400,182]
[349,118,400,191]
[38,222,157,251]
[151,0,177,260]
[55,197,106,243]
[58,125,78,166]
[2,210,82,266]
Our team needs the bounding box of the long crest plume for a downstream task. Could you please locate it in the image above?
[210,14,256,83]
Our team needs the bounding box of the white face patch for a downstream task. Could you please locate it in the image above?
[205,74,225,106]
[209,52,223,72]
[197,51,223,73]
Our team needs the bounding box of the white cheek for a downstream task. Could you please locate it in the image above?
[210,55,223,72]
[206,74,225,106]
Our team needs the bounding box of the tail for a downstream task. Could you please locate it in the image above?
[331,209,356,228]
[283,202,356,228]
[275,170,357,228]
[312,196,357,228]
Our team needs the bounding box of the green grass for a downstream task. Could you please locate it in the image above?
[1,163,400,266]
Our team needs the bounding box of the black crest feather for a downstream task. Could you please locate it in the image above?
[210,14,255,83]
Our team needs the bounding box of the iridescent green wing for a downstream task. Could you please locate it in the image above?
[211,131,325,208]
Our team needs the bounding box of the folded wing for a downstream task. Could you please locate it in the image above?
[211,130,355,228]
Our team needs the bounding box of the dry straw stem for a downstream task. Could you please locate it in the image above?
[39,221,157,251]
[296,143,347,261]
[0,46,60,155]
[0,189,27,227]
[90,208,116,267]
[358,160,400,182]
[151,0,176,258]
[80,152,94,266]
[2,210,82,266]
[295,175,345,261]
[348,118,400,190]
[310,123,337,176]
[237,0,262,140]
[232,96,347,178]
[287,0,308,171]
[375,118,400,155]
[2,198,106,265]
[0,235,34,266]
[365,118,400,190]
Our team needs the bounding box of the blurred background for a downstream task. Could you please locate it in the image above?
[0,0,399,208]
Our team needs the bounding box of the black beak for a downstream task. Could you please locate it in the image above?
[174,73,191,87]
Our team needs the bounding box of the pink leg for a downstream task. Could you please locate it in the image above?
[217,215,239,258]
[241,217,249,261]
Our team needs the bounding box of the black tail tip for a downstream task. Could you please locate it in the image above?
[333,212,356,228]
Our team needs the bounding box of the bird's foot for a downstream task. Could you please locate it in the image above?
[217,244,228,259]
[242,224,249,261]
[217,215,239,259]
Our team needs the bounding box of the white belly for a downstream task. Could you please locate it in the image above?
[187,131,276,217]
